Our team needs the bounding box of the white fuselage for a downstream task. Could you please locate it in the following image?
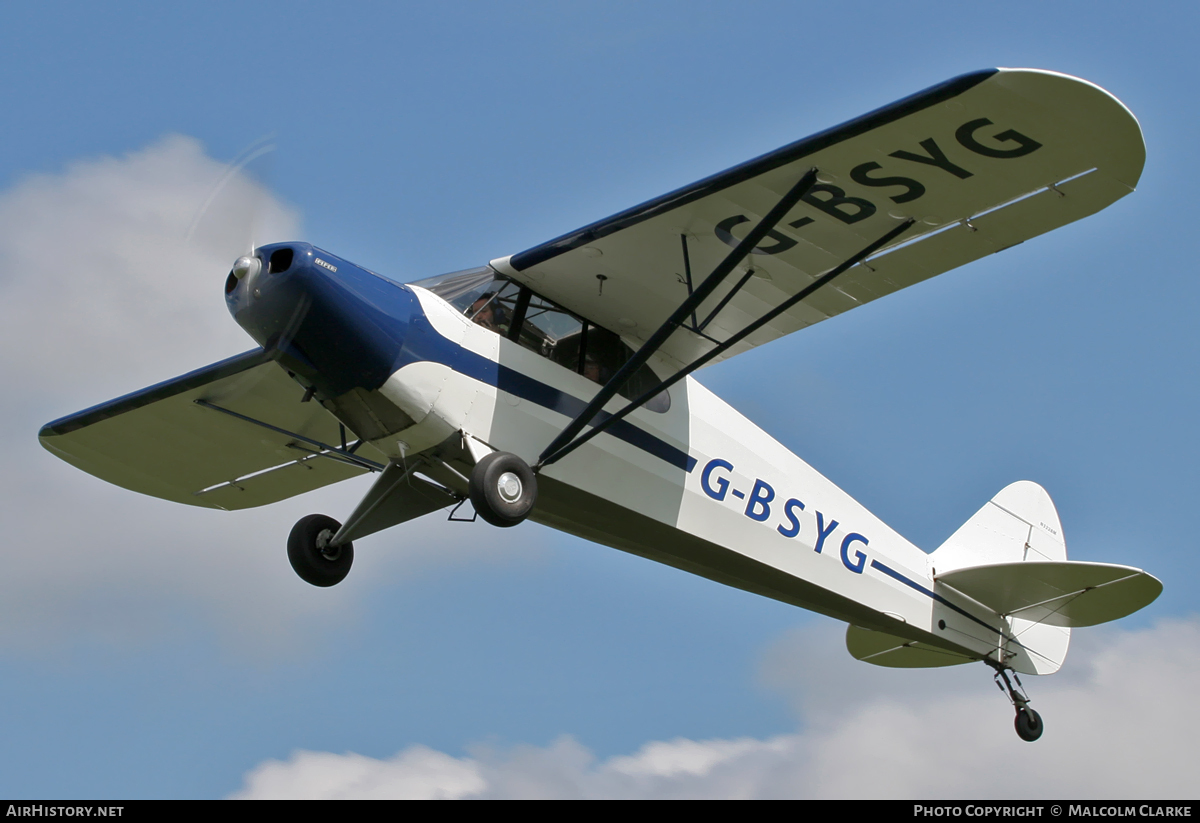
[378,286,1005,664]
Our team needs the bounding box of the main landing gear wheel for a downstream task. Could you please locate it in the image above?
[1015,707,1044,742]
[288,514,353,587]
[469,452,537,528]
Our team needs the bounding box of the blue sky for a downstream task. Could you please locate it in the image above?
[1,1,1197,798]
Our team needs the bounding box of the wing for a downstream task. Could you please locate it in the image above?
[490,69,1145,368]
[39,349,388,511]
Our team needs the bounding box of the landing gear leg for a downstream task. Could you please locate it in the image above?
[988,661,1043,742]
[468,452,537,528]
[288,514,354,587]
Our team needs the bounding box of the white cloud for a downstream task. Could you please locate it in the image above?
[0,137,534,655]
[231,746,487,800]
[231,616,1200,798]
[0,135,292,397]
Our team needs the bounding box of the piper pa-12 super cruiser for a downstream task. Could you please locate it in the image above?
[40,69,1161,741]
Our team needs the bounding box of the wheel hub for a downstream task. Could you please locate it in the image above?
[497,472,522,503]
[316,528,341,561]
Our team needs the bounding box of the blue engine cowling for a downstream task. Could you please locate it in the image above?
[224,242,422,400]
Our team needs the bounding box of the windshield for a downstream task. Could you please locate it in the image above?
[409,266,496,304]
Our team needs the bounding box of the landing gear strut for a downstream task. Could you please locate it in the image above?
[469,452,537,528]
[989,661,1043,742]
[288,514,354,587]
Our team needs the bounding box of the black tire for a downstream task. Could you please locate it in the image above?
[288,514,353,587]
[1014,707,1043,742]
[469,452,537,528]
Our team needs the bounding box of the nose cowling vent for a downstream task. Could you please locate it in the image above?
[269,248,294,274]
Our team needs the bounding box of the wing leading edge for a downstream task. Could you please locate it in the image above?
[491,69,1145,369]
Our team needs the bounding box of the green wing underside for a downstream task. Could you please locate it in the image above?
[39,349,389,511]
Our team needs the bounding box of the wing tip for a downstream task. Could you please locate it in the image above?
[991,67,1146,186]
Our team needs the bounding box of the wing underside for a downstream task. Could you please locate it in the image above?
[40,349,388,510]
[492,69,1145,369]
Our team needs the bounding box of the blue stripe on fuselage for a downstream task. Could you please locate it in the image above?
[400,309,697,473]
[869,559,1025,650]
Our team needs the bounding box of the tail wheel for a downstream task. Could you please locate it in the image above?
[288,514,353,587]
[469,452,537,528]
[1015,707,1044,742]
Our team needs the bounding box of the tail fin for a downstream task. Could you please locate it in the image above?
[932,480,1067,572]
[932,481,1071,675]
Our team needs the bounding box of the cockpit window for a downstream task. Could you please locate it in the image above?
[411,268,670,413]
[465,282,521,335]
[518,293,583,366]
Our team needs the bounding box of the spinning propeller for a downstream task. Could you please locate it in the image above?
[183,136,314,388]
[186,133,278,262]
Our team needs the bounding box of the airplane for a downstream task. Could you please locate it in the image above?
[39,68,1161,742]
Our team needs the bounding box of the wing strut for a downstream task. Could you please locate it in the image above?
[675,234,722,344]
[680,234,700,333]
[537,214,916,469]
[536,168,820,469]
[194,399,385,473]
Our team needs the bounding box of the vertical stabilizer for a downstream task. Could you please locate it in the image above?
[932,480,1066,573]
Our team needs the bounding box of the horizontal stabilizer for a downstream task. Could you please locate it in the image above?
[39,349,388,510]
[846,625,975,668]
[936,561,1162,627]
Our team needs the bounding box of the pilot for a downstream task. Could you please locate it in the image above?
[582,355,609,384]
[469,293,508,334]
